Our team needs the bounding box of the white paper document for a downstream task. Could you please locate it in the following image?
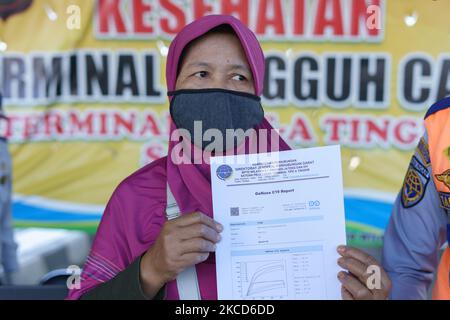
[210,145,346,300]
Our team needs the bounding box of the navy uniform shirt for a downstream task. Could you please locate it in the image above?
[382,130,449,299]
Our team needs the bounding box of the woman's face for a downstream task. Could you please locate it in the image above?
[175,32,255,94]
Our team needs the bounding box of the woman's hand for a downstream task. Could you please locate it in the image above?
[337,245,391,300]
[139,211,223,298]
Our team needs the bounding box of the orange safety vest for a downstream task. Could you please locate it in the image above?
[424,101,450,300]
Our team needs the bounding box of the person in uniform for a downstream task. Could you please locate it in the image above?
[383,97,450,299]
[0,93,19,285]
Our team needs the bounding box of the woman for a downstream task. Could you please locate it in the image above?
[67,15,391,300]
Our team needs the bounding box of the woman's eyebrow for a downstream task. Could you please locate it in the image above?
[227,64,251,74]
[183,61,251,75]
[184,61,212,70]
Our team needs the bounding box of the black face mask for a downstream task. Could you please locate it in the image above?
[168,88,264,151]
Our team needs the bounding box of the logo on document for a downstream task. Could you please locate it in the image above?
[216,164,233,181]
[308,200,320,209]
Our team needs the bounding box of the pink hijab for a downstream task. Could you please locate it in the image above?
[67,14,290,300]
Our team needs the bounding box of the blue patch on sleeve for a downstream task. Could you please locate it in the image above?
[401,156,430,208]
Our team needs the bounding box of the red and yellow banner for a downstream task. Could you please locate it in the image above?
[1,0,449,247]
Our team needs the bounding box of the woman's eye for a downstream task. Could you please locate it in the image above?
[194,71,208,78]
[232,74,247,81]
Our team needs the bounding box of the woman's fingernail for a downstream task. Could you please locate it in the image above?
[337,258,345,266]
[338,272,346,280]
[337,245,346,253]
[216,223,223,232]
[217,234,222,242]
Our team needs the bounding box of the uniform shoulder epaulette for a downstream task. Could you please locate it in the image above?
[425,96,450,119]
